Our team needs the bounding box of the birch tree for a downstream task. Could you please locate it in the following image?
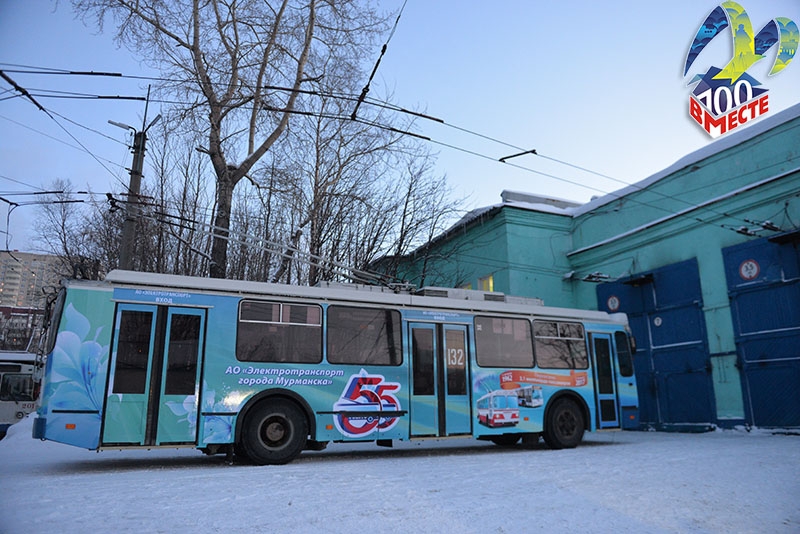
[73,0,388,278]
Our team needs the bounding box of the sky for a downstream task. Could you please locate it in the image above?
[2,415,799,533]
[1,0,800,253]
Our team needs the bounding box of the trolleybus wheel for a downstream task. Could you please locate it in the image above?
[234,442,250,461]
[241,399,308,465]
[543,398,584,449]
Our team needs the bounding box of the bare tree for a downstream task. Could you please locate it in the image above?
[32,179,95,277]
[144,118,214,276]
[269,92,405,285]
[80,192,124,275]
[73,0,389,278]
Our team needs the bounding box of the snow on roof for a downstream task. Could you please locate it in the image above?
[447,191,576,232]
[500,190,581,209]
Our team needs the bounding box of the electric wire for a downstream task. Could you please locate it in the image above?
[3,63,797,264]
[135,209,395,286]
[0,71,122,181]
[351,0,408,121]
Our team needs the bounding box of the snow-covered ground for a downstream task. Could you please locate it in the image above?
[1,416,798,533]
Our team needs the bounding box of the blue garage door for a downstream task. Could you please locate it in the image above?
[597,259,716,430]
[723,233,800,428]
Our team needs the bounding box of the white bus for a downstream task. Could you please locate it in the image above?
[477,390,520,428]
[0,352,37,439]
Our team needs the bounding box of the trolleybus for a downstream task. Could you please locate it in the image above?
[1,351,37,439]
[33,270,638,464]
[476,389,521,428]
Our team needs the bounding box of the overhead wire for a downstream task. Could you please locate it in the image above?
[0,70,124,181]
[264,101,800,239]
[350,0,408,121]
[3,62,795,263]
[135,208,395,286]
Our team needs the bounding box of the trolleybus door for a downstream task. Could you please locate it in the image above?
[409,323,471,437]
[590,333,620,428]
[102,305,205,446]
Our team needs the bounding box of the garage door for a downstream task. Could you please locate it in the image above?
[723,233,800,427]
[597,259,716,430]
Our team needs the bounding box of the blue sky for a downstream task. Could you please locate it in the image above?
[2,0,799,252]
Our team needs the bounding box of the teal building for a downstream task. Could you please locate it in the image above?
[395,103,800,430]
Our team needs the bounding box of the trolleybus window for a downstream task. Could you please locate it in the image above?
[614,331,635,377]
[165,314,203,395]
[446,328,467,395]
[533,320,588,369]
[327,306,401,365]
[412,328,435,395]
[474,316,533,368]
[112,310,155,394]
[0,372,34,401]
[237,300,322,363]
[43,289,66,355]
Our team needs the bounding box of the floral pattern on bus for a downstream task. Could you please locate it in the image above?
[200,384,235,444]
[45,303,108,416]
[164,396,198,433]
[333,369,401,437]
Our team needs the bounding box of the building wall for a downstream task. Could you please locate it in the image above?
[396,209,509,290]
[396,207,577,307]
[0,251,62,309]
[0,252,62,351]
[503,207,575,307]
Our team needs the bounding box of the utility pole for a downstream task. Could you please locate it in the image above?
[117,128,146,271]
[110,88,161,271]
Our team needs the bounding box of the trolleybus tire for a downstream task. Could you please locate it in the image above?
[543,398,584,449]
[234,442,250,461]
[240,399,308,465]
[490,434,521,447]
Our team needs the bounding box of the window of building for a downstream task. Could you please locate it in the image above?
[534,320,588,369]
[474,316,533,367]
[478,275,494,292]
[237,300,322,363]
[327,306,402,365]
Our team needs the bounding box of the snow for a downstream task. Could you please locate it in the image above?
[1,416,799,533]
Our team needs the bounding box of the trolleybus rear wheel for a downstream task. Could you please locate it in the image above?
[241,399,308,465]
[543,398,584,449]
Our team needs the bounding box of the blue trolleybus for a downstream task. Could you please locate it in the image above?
[33,270,638,464]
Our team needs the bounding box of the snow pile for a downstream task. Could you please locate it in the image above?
[1,416,798,533]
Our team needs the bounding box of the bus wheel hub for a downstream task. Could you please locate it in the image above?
[265,421,286,443]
